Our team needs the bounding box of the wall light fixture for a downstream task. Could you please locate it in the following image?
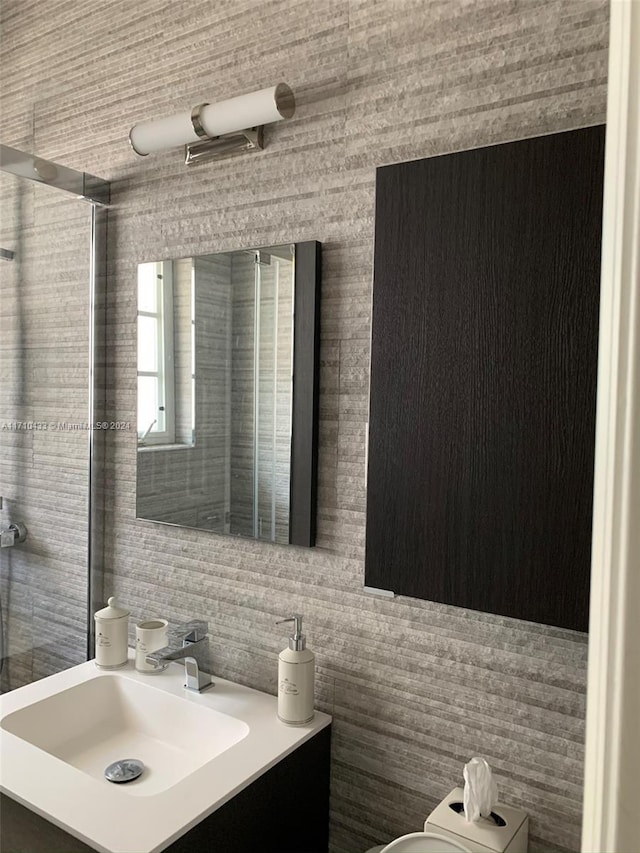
[128,84,295,165]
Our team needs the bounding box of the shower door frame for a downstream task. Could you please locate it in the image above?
[0,144,109,665]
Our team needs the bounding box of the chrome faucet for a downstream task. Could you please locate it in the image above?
[145,620,213,692]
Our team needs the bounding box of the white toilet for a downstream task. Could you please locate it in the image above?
[365,787,528,853]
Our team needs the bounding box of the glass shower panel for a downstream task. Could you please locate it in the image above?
[227,250,294,543]
[0,169,93,692]
[229,252,256,539]
[256,255,294,543]
[256,258,275,540]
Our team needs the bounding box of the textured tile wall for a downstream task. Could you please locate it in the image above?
[0,1,609,851]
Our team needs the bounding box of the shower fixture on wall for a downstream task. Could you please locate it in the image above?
[128,84,295,166]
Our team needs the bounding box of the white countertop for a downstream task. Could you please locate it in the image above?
[0,653,331,853]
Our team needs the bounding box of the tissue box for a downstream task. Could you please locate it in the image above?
[424,787,528,853]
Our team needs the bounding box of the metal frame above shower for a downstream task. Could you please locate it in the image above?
[0,144,110,206]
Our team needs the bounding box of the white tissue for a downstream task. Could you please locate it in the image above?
[463,757,498,823]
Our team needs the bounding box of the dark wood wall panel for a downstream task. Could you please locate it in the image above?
[365,126,605,632]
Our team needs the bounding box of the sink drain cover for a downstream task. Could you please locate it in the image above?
[104,759,144,783]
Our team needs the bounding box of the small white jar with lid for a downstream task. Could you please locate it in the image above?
[94,597,129,669]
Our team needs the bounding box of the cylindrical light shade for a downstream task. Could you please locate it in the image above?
[130,112,199,155]
[129,84,295,156]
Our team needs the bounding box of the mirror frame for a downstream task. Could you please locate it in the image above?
[289,241,321,547]
[135,240,321,548]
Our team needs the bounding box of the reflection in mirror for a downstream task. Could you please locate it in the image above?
[136,242,320,547]
[137,259,192,447]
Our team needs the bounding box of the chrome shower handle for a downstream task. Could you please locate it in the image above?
[0,521,27,548]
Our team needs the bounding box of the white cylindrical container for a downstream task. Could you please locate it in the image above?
[276,614,315,725]
[94,597,129,669]
[135,618,169,672]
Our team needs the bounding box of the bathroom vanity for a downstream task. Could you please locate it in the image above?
[0,655,331,853]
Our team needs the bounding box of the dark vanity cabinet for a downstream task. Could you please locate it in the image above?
[365,125,605,632]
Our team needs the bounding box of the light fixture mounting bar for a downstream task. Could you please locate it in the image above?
[184,127,264,166]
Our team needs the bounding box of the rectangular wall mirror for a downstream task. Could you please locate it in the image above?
[136,241,320,547]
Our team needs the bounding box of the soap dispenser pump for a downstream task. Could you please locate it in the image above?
[276,614,315,725]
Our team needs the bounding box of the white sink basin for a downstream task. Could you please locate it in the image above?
[1,674,249,796]
[0,654,331,853]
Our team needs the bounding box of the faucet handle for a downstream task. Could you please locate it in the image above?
[170,620,208,644]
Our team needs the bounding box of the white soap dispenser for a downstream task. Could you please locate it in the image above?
[94,597,130,669]
[276,614,315,725]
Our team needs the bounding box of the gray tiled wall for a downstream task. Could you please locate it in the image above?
[0,1,609,851]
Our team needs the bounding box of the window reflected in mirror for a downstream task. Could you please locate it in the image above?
[137,260,190,446]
